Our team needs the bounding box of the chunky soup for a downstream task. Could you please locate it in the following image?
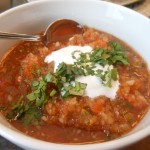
[0,26,149,144]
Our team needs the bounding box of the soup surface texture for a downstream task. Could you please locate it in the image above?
[0,26,149,144]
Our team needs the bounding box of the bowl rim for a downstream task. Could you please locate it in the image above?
[0,122,150,150]
[0,0,150,149]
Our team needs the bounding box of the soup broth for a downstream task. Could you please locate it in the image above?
[0,26,149,143]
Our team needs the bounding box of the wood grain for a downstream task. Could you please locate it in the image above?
[0,0,11,11]
[134,0,150,17]
[106,0,144,6]
[122,136,150,150]
[106,0,150,17]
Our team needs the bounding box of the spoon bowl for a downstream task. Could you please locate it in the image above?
[0,19,83,46]
[42,19,84,45]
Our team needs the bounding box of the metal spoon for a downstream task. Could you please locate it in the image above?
[0,19,83,46]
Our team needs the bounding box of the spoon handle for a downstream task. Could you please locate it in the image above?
[0,32,41,41]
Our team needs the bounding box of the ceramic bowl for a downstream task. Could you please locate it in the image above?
[0,0,150,149]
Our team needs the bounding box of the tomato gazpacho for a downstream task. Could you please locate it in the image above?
[0,26,149,143]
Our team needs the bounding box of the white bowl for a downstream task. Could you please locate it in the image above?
[0,0,150,149]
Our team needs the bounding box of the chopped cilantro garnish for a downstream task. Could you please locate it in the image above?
[102,68,118,87]
[7,42,129,125]
[109,42,129,65]
[61,81,87,98]
[50,89,57,97]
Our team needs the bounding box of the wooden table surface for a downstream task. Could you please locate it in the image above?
[122,136,150,150]
[107,0,150,17]
[134,0,150,17]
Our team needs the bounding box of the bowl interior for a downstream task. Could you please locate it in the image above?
[0,0,150,149]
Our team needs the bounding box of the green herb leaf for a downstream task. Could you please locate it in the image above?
[109,42,129,65]
[32,81,39,87]
[61,81,87,98]
[22,107,42,126]
[27,92,36,101]
[101,68,118,87]
[111,68,118,81]
[50,89,57,97]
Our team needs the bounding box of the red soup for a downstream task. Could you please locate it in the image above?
[0,26,149,144]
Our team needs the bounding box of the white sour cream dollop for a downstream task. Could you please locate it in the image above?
[45,46,119,99]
